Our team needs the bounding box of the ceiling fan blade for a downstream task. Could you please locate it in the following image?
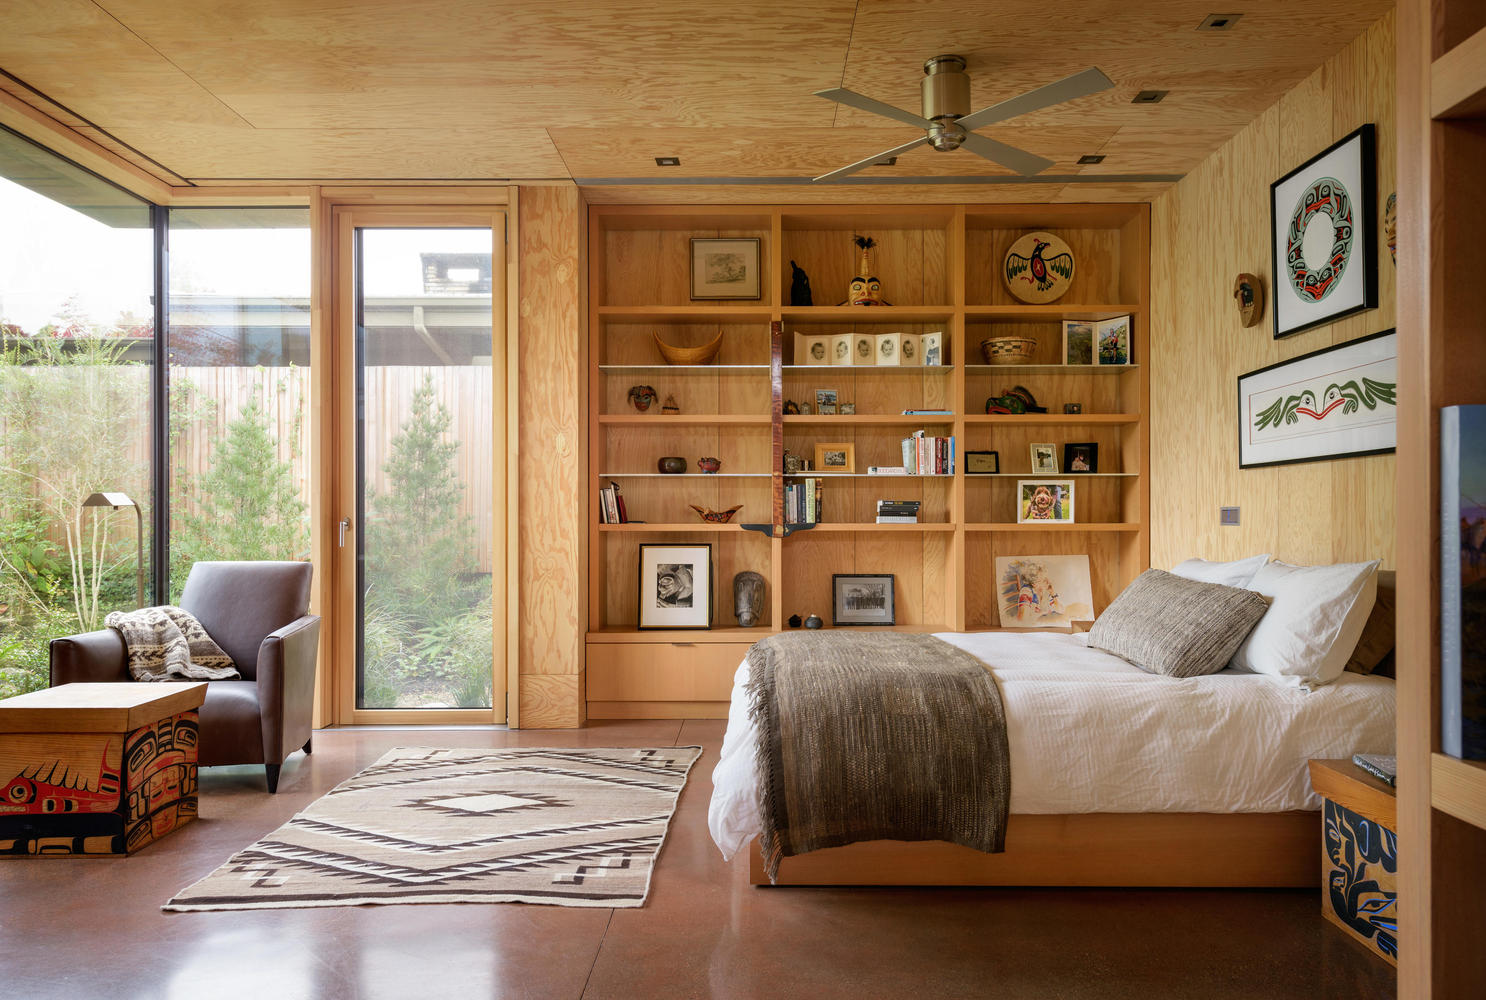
[957,131,1055,176]
[956,67,1115,132]
[812,136,930,183]
[814,88,931,129]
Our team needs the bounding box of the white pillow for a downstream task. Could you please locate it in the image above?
[1171,554,1271,588]
[1230,560,1380,688]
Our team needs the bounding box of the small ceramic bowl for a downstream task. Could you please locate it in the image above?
[657,456,686,474]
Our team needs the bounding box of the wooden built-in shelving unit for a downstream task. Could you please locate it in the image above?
[586,203,1149,719]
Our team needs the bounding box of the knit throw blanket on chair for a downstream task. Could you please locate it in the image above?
[104,606,241,682]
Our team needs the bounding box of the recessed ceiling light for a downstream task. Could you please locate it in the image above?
[1077,154,1105,165]
[1197,13,1242,30]
[1131,90,1169,104]
[654,156,680,167]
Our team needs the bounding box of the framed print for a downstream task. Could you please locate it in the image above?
[1270,124,1378,338]
[839,402,856,415]
[815,388,838,412]
[1063,403,1083,414]
[690,238,761,300]
[1029,442,1059,474]
[1237,328,1397,469]
[852,334,876,365]
[1062,320,1094,365]
[1063,442,1098,473]
[829,334,854,366]
[814,442,855,473]
[637,544,713,629]
[1095,315,1131,365]
[832,573,895,626]
[995,555,1095,628]
[1017,480,1076,523]
[966,450,1000,474]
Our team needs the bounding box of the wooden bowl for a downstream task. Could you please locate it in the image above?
[654,330,723,365]
[980,337,1038,365]
[690,504,743,523]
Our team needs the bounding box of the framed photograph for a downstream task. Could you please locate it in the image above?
[637,544,713,630]
[1237,328,1397,469]
[1063,403,1083,414]
[829,334,854,366]
[1095,315,1132,366]
[1029,442,1059,474]
[920,332,944,367]
[814,442,855,473]
[1270,123,1378,338]
[839,402,856,415]
[995,555,1095,628]
[1063,442,1098,473]
[852,334,876,365]
[690,237,761,300]
[815,389,838,411]
[1062,320,1094,365]
[966,450,1000,474]
[832,573,895,626]
[1017,480,1076,524]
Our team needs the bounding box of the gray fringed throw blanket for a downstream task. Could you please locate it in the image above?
[747,632,1010,883]
[104,606,240,682]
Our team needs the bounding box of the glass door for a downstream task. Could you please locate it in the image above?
[333,208,508,723]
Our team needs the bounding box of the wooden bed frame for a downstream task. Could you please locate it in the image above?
[750,811,1319,887]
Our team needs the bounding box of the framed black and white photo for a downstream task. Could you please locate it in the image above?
[690,238,761,300]
[637,544,713,629]
[1270,124,1378,339]
[1237,328,1397,469]
[832,573,895,626]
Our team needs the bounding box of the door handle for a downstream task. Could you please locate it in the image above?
[338,517,352,548]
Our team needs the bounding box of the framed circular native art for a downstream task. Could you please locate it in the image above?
[1002,231,1075,304]
[1269,124,1379,339]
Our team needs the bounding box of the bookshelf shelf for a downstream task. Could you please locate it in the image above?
[598,414,771,426]
[1431,24,1486,118]
[963,413,1141,426]
[965,522,1143,533]
[1430,754,1486,831]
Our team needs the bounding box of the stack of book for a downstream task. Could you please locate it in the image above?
[876,500,921,524]
[597,481,628,524]
[785,477,822,525]
[900,430,955,475]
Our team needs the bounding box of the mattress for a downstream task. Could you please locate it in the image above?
[708,631,1396,861]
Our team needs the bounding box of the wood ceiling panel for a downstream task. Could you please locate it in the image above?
[72,126,188,185]
[1077,127,1237,176]
[578,182,1180,206]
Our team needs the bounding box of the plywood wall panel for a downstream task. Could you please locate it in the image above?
[1149,11,1397,571]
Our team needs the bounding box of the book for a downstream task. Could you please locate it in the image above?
[1351,753,1397,787]
[1441,405,1486,759]
[875,515,918,524]
[901,409,953,415]
[868,466,909,475]
[609,481,628,524]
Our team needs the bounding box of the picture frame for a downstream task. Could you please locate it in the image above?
[995,555,1095,629]
[637,543,713,630]
[1063,442,1098,473]
[814,442,855,473]
[690,237,761,301]
[966,450,1000,474]
[832,573,896,626]
[1062,320,1094,365]
[1017,479,1076,524]
[1270,123,1378,339]
[1237,328,1397,469]
[1095,315,1132,366]
[920,332,944,367]
[839,402,856,415]
[829,334,854,366]
[1029,442,1059,475]
[1063,403,1083,415]
[815,388,839,411]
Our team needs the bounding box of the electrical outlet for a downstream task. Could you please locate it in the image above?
[1219,506,1240,526]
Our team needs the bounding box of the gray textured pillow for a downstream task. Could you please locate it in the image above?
[1088,569,1269,678]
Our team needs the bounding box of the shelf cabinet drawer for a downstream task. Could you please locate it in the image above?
[586,641,752,705]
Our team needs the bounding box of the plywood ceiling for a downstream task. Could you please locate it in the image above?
[0,0,1393,201]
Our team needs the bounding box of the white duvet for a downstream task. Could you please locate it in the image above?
[708,631,1396,861]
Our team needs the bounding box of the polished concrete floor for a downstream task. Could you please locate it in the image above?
[0,720,1395,1000]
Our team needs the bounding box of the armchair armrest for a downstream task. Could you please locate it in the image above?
[49,629,130,685]
[255,614,321,764]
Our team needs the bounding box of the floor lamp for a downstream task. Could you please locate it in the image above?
[81,491,144,609]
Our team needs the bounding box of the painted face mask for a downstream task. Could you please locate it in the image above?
[849,275,883,306]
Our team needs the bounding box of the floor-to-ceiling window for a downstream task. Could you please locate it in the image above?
[0,128,155,697]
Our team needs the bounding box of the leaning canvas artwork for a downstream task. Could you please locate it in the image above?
[994,555,1095,628]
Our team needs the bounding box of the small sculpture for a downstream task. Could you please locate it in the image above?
[804,613,824,629]
[787,614,802,628]
[690,504,743,523]
[789,260,813,306]
[985,385,1046,415]
[783,399,800,415]
[1384,192,1397,266]
[844,235,888,306]
[661,393,681,415]
[697,456,722,474]
[627,385,658,411]
[1232,273,1264,328]
[657,456,686,474]
[733,571,765,626]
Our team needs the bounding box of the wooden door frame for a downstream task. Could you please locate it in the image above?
[328,203,517,725]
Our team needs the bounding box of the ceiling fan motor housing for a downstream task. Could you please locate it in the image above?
[922,55,971,150]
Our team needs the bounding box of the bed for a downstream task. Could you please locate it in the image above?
[708,629,1396,887]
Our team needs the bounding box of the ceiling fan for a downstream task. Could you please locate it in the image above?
[812,56,1114,182]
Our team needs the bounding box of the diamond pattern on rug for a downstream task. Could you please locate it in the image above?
[163,746,702,911]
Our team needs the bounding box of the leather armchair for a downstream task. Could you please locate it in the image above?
[49,561,320,793]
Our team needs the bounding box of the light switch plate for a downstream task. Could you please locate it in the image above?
[1219,506,1240,526]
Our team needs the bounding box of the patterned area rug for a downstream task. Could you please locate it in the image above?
[164,745,702,911]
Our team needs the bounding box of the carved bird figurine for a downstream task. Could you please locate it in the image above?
[689,504,743,523]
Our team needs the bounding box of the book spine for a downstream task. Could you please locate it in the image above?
[902,437,914,474]
[1442,406,1464,757]
[612,483,628,524]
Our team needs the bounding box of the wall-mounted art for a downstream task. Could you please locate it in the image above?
[1384,192,1397,267]
[1270,124,1378,338]
[1232,274,1264,328]
[690,238,761,300]
[1237,328,1397,469]
[995,554,1094,628]
[1003,231,1075,304]
[638,544,713,629]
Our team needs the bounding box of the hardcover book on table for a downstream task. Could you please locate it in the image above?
[1441,405,1486,759]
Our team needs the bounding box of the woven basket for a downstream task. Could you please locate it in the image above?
[980,337,1038,365]
[654,330,723,365]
